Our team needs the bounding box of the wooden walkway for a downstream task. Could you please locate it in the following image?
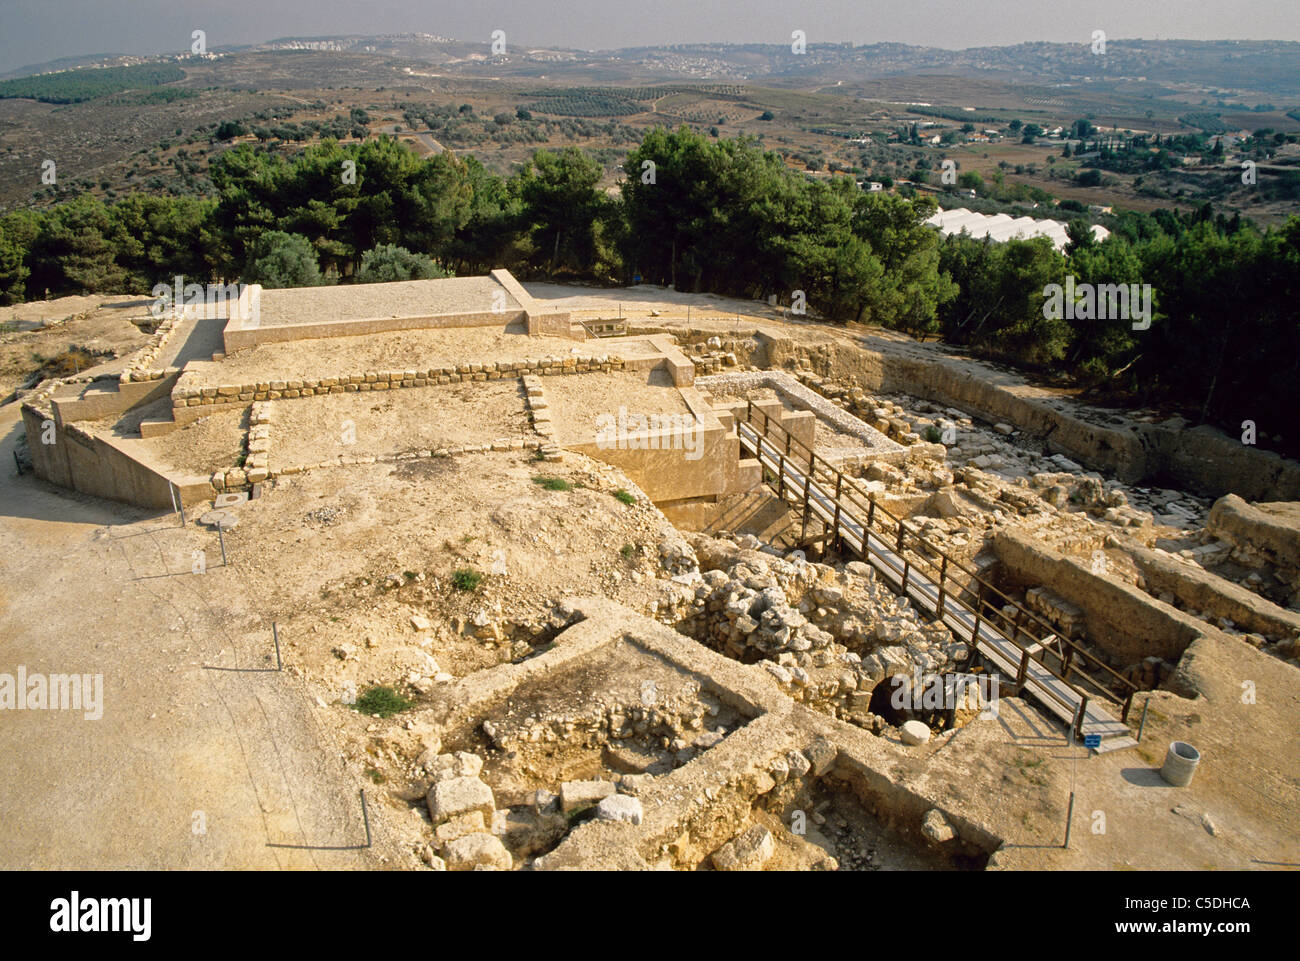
[736,405,1138,753]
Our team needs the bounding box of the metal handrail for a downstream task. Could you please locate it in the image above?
[739,401,1137,721]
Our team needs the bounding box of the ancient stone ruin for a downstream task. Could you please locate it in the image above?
[9,274,1300,871]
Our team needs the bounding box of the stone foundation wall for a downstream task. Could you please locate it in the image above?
[171,354,629,422]
[760,335,1300,501]
[22,403,178,510]
[993,529,1209,664]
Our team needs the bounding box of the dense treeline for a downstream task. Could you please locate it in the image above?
[0,63,186,104]
[1,127,1296,450]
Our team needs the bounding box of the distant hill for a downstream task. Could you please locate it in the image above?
[4,36,1298,98]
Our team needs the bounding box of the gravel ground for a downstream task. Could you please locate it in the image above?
[542,369,694,445]
[186,324,661,388]
[269,381,532,468]
[140,406,248,475]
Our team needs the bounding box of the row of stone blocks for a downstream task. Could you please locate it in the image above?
[521,375,553,440]
[121,315,183,382]
[209,437,549,493]
[173,356,627,408]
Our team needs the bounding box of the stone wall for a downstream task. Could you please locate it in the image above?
[171,353,629,423]
[1128,544,1300,644]
[22,403,179,510]
[993,529,1210,664]
[757,334,1300,501]
[1207,494,1300,574]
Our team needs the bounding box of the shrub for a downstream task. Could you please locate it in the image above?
[353,685,411,718]
[355,244,451,284]
[613,489,636,505]
[532,475,572,491]
[451,568,483,592]
[244,230,324,288]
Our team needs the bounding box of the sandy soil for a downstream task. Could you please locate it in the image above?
[0,405,377,868]
[269,381,533,468]
[185,322,661,389]
[0,295,152,399]
[141,407,248,476]
[543,369,694,445]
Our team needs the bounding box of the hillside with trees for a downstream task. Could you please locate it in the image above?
[0,128,1295,453]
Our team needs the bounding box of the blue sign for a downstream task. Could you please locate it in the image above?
[1084,734,1102,749]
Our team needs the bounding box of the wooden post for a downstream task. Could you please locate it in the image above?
[1122,691,1134,724]
[970,610,981,647]
[1012,606,1024,645]
[777,452,786,498]
[937,556,948,614]
[1073,696,1089,741]
[831,474,843,553]
[1016,648,1030,687]
[800,473,812,541]
[1061,647,1075,680]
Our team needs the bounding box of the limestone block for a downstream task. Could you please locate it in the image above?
[442,833,512,871]
[560,779,615,812]
[434,811,486,843]
[595,795,644,825]
[900,720,931,745]
[803,737,837,776]
[711,825,774,871]
[428,751,484,782]
[426,776,495,824]
[921,809,956,843]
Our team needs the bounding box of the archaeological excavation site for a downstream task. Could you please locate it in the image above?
[4,274,1299,873]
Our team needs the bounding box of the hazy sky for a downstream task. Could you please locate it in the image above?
[1,0,1295,74]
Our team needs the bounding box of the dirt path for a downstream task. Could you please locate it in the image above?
[0,405,388,868]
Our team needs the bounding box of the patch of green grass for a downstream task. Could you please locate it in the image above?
[620,543,636,559]
[352,685,411,718]
[533,475,572,491]
[451,567,483,592]
[365,767,386,784]
[613,489,636,505]
[403,570,417,580]
[924,425,943,444]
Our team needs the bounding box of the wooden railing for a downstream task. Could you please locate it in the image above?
[739,400,1138,733]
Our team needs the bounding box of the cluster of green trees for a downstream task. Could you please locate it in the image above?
[527,93,641,117]
[400,102,640,149]
[936,211,1300,447]
[0,63,185,104]
[1,126,1296,449]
